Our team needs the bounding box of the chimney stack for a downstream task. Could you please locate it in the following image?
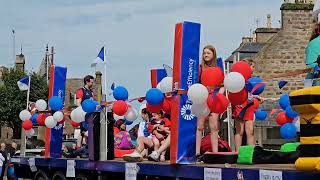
[242,37,252,44]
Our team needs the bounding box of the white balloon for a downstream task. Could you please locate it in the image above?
[224,72,245,93]
[156,82,162,90]
[25,128,35,137]
[45,116,57,128]
[71,106,86,123]
[19,110,31,121]
[113,113,124,121]
[159,77,173,93]
[187,83,208,105]
[125,107,138,121]
[35,99,47,111]
[191,103,210,118]
[53,111,64,122]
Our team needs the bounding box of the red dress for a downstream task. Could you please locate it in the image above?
[232,98,260,121]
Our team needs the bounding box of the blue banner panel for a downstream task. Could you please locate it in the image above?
[45,65,67,158]
[171,21,201,164]
[151,68,167,88]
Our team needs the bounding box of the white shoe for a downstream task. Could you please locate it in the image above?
[123,151,143,162]
[148,151,160,161]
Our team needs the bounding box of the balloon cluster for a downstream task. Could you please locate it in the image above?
[111,86,139,124]
[19,96,65,137]
[20,95,101,137]
[276,93,299,140]
[189,61,266,118]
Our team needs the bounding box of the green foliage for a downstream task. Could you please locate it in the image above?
[0,68,48,128]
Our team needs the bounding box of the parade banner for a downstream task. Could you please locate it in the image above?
[150,68,167,88]
[45,65,67,158]
[170,21,200,164]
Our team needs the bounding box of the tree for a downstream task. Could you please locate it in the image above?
[0,68,48,138]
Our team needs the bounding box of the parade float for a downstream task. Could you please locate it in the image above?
[10,21,320,180]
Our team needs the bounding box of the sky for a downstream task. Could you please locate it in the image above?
[0,0,282,99]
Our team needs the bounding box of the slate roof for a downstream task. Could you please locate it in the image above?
[225,43,266,62]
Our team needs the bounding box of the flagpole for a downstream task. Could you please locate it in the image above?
[100,46,108,160]
[21,75,30,157]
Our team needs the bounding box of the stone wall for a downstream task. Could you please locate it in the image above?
[255,28,280,43]
[65,78,83,107]
[254,3,314,98]
[252,3,314,147]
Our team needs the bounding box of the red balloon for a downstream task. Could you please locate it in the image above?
[207,93,214,110]
[201,67,224,87]
[37,113,47,126]
[70,120,80,128]
[162,98,171,114]
[208,94,229,114]
[276,112,293,126]
[230,61,252,81]
[112,100,128,116]
[146,103,163,113]
[228,88,248,105]
[22,119,33,130]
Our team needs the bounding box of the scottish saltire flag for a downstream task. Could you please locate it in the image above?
[17,76,30,91]
[91,46,106,67]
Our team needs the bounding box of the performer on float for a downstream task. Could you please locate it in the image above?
[306,22,320,86]
[76,75,95,131]
[123,108,154,162]
[76,75,95,106]
[292,21,320,172]
[232,59,263,152]
[196,45,225,159]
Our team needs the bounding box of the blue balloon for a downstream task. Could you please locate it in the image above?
[125,119,133,125]
[48,96,64,111]
[255,109,268,121]
[82,99,98,113]
[280,123,297,139]
[245,77,265,95]
[285,106,299,119]
[113,86,129,100]
[145,88,164,105]
[31,113,38,125]
[279,94,290,110]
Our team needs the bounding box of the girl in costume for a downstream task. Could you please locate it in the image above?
[123,108,155,162]
[148,111,171,161]
[196,45,225,158]
[233,59,264,152]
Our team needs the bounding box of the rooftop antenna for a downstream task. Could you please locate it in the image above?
[46,44,49,84]
[12,29,15,62]
[20,44,23,54]
[254,17,260,28]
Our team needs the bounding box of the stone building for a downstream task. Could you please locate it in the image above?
[226,1,315,148]
[254,3,314,96]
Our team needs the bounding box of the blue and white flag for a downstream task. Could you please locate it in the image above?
[17,76,30,91]
[91,46,106,67]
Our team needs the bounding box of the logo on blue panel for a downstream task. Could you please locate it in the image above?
[180,104,195,120]
[187,58,196,88]
[54,123,63,130]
